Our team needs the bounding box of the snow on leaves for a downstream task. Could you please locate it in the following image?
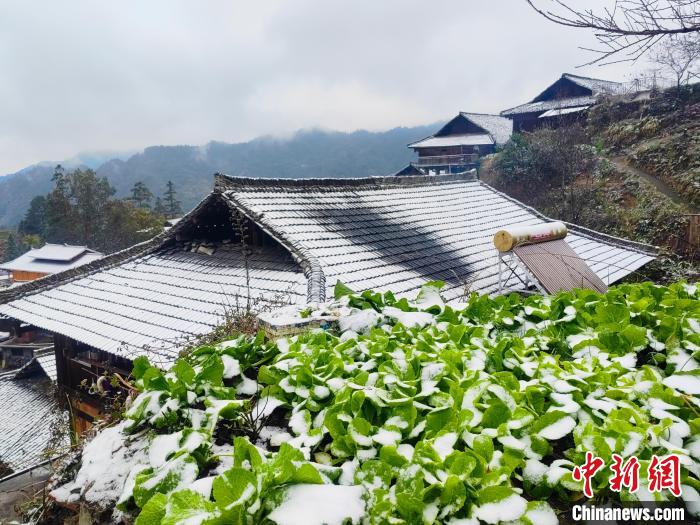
[54,280,700,524]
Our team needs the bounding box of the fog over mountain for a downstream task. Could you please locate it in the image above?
[0,124,438,227]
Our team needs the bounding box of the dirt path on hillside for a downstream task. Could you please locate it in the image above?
[608,156,700,213]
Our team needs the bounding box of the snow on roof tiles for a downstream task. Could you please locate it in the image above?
[562,73,629,96]
[408,133,494,148]
[409,113,512,148]
[35,353,58,382]
[459,113,513,145]
[501,95,598,116]
[0,243,306,367]
[218,172,655,303]
[28,244,91,262]
[539,105,591,118]
[0,376,68,473]
[0,173,656,365]
[0,244,103,274]
[501,73,635,117]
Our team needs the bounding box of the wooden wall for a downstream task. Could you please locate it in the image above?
[10,270,48,282]
[54,334,133,437]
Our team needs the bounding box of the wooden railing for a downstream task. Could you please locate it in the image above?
[414,154,479,166]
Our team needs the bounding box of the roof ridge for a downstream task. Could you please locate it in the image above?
[460,111,509,118]
[219,193,326,303]
[562,72,621,84]
[215,171,478,191]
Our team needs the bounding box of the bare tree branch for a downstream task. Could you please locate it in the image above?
[526,0,700,64]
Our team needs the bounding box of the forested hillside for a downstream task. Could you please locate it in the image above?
[0,125,438,228]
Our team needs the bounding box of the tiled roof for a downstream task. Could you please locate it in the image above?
[218,172,656,304]
[35,352,57,382]
[539,105,591,118]
[0,244,103,274]
[408,134,494,148]
[409,113,512,149]
[0,173,656,365]
[0,375,69,473]
[501,73,632,117]
[562,73,628,96]
[501,95,598,116]
[0,243,305,367]
[460,113,513,145]
[26,244,94,262]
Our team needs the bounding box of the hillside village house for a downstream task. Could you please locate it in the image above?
[0,171,656,433]
[0,244,103,284]
[501,73,640,132]
[408,113,513,174]
[0,245,102,372]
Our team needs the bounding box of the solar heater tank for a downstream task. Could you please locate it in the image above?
[493,222,568,252]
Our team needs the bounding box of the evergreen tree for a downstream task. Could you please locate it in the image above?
[18,195,47,237]
[74,169,116,249]
[18,166,166,255]
[130,182,154,209]
[44,165,75,244]
[153,197,166,217]
[163,180,182,219]
[3,234,24,262]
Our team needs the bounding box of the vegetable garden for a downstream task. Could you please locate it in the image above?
[54,281,700,524]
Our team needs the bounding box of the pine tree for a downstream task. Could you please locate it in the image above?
[153,197,166,217]
[163,181,182,219]
[18,195,47,237]
[44,165,75,244]
[130,182,154,209]
[3,234,24,262]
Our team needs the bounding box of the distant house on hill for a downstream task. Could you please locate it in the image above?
[0,244,103,284]
[408,112,513,174]
[501,73,635,132]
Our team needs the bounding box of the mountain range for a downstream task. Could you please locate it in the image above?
[0,124,439,228]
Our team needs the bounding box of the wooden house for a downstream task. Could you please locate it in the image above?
[0,171,655,433]
[408,113,513,174]
[0,244,103,284]
[501,73,632,132]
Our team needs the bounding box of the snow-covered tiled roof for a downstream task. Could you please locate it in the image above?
[218,172,655,303]
[28,244,92,262]
[562,73,628,96]
[0,375,68,473]
[501,73,632,117]
[501,95,598,116]
[0,243,305,367]
[539,105,591,118]
[460,113,513,145]
[409,113,512,149]
[0,172,656,366]
[408,134,494,148]
[0,244,103,275]
[35,352,57,382]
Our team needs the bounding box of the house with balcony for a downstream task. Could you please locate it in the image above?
[408,112,513,174]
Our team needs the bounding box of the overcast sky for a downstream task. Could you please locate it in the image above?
[0,0,650,174]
